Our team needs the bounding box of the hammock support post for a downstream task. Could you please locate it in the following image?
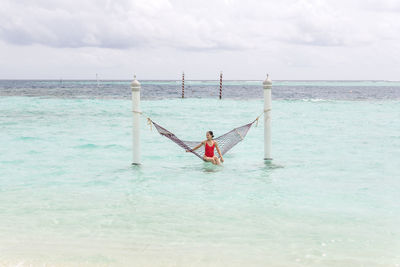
[131,75,141,165]
[263,74,272,160]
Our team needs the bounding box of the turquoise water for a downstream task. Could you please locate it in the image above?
[1,96,399,266]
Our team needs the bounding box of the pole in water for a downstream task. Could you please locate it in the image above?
[263,74,272,160]
[219,71,223,99]
[96,73,100,88]
[182,72,185,98]
[131,74,141,165]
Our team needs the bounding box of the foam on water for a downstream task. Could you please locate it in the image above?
[0,96,400,266]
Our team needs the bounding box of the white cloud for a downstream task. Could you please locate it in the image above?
[2,0,396,49]
[0,0,252,50]
[0,0,399,79]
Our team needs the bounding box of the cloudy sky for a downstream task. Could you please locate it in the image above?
[0,0,399,80]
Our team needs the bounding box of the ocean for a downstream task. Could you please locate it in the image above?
[0,80,399,266]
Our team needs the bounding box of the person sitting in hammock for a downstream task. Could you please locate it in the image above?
[187,131,224,165]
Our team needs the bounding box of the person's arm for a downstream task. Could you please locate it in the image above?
[215,142,224,162]
[186,141,204,152]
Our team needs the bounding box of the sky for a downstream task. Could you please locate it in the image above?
[0,0,399,80]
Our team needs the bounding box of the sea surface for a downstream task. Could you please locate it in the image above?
[0,80,399,266]
[1,80,400,100]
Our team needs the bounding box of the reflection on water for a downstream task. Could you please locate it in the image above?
[201,162,223,173]
[263,160,285,170]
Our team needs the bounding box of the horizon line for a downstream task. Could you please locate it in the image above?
[0,79,398,82]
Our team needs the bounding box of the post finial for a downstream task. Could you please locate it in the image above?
[263,73,272,88]
[131,74,141,91]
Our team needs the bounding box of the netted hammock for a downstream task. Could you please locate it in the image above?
[149,117,260,160]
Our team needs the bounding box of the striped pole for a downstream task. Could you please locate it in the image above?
[182,72,185,98]
[219,71,222,99]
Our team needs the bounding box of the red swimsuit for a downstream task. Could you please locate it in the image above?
[205,141,215,157]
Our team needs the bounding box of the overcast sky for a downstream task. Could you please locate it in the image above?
[0,0,399,80]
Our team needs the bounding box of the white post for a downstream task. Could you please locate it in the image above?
[263,74,272,160]
[131,75,141,165]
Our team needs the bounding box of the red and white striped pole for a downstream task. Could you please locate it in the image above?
[181,72,185,98]
[219,71,223,99]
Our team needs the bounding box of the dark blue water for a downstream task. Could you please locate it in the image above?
[1,80,400,100]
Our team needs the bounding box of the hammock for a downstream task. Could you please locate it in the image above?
[150,118,259,160]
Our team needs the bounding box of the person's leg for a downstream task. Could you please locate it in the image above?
[213,156,221,165]
[203,156,216,164]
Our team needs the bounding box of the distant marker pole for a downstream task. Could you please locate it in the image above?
[219,71,223,99]
[263,74,272,160]
[182,72,185,98]
[131,75,141,165]
[96,73,99,88]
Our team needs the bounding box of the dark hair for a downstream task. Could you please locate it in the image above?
[207,131,214,138]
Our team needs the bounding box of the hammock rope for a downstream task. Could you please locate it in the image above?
[134,108,267,160]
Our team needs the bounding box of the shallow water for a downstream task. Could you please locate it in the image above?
[1,93,399,266]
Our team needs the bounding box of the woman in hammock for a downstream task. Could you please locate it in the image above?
[187,131,224,165]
